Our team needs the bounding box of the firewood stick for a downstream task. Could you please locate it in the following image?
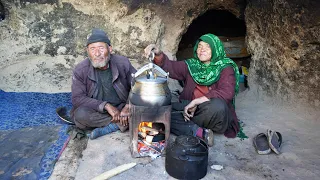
[91,162,137,180]
[141,126,159,133]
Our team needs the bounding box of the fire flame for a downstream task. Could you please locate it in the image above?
[138,122,152,133]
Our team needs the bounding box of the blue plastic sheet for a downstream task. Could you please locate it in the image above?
[0,90,72,179]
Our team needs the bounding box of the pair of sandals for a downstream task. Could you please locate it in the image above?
[253,129,282,155]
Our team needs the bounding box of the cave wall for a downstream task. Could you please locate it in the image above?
[246,0,320,108]
[0,0,164,92]
[0,0,243,92]
[0,0,319,108]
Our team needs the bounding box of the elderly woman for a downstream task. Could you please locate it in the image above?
[144,34,240,146]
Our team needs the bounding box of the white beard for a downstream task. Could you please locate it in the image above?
[91,58,108,68]
[89,48,111,68]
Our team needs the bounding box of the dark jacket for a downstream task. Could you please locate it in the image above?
[71,54,136,116]
[155,53,239,138]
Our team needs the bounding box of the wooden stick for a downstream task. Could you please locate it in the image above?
[140,126,159,133]
[91,163,137,180]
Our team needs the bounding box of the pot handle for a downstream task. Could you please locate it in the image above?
[181,139,208,156]
[179,148,207,157]
[199,138,209,149]
[184,150,207,156]
[132,63,169,79]
[132,52,169,79]
[148,51,155,63]
[178,154,189,161]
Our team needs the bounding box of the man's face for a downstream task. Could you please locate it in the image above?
[196,41,212,64]
[87,42,111,68]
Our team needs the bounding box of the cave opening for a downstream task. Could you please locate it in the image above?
[0,1,5,21]
[176,10,250,90]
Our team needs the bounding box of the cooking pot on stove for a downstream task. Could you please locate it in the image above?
[165,135,208,180]
[129,53,171,106]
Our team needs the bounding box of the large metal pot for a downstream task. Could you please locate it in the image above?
[165,135,208,180]
[129,60,171,106]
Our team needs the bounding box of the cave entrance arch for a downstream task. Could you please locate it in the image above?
[176,9,250,90]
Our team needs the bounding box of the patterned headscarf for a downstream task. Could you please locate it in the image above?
[185,34,240,95]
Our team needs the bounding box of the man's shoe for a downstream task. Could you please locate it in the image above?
[203,129,214,147]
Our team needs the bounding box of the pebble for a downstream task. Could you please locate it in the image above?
[211,165,224,171]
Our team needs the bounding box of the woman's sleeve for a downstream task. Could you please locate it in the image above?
[205,67,236,103]
[153,53,189,81]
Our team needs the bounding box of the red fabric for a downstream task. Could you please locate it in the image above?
[193,85,209,99]
[195,127,203,138]
[154,53,239,138]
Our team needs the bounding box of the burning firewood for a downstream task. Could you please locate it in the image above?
[138,132,147,138]
[140,126,160,134]
[148,130,159,136]
[138,140,162,153]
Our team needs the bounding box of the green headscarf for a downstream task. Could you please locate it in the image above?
[185,34,240,95]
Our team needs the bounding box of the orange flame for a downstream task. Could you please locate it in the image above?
[138,122,152,133]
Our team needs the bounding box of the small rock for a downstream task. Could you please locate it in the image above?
[211,165,224,171]
[57,46,67,55]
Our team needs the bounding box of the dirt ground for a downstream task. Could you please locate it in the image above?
[49,89,320,180]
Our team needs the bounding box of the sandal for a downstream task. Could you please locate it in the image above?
[267,129,282,154]
[253,133,271,155]
[56,106,75,125]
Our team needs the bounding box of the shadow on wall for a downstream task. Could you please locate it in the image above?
[0,1,5,21]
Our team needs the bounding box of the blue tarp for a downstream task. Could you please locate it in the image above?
[0,90,72,180]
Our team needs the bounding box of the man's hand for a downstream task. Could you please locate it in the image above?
[119,104,130,126]
[104,103,121,122]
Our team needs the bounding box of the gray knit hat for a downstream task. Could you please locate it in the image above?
[86,28,111,46]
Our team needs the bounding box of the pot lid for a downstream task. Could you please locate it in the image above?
[176,135,200,148]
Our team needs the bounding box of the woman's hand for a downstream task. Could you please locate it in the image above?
[183,96,210,121]
[183,101,197,121]
[144,44,161,59]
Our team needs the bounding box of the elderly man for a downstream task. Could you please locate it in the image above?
[71,28,136,139]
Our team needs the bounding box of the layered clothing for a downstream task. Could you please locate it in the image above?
[71,54,136,119]
[154,34,240,138]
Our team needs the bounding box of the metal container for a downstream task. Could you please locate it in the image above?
[129,54,171,106]
[165,135,208,180]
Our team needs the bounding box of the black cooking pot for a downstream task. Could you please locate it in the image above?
[165,135,208,180]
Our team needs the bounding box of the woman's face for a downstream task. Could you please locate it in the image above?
[196,41,212,64]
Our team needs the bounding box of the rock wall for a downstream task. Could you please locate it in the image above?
[0,0,243,93]
[246,0,320,108]
[0,0,319,108]
[0,0,164,92]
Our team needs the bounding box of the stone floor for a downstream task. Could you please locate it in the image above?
[49,90,320,180]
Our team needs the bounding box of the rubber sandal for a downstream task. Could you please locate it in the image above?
[267,129,282,154]
[253,133,271,155]
[56,106,75,125]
